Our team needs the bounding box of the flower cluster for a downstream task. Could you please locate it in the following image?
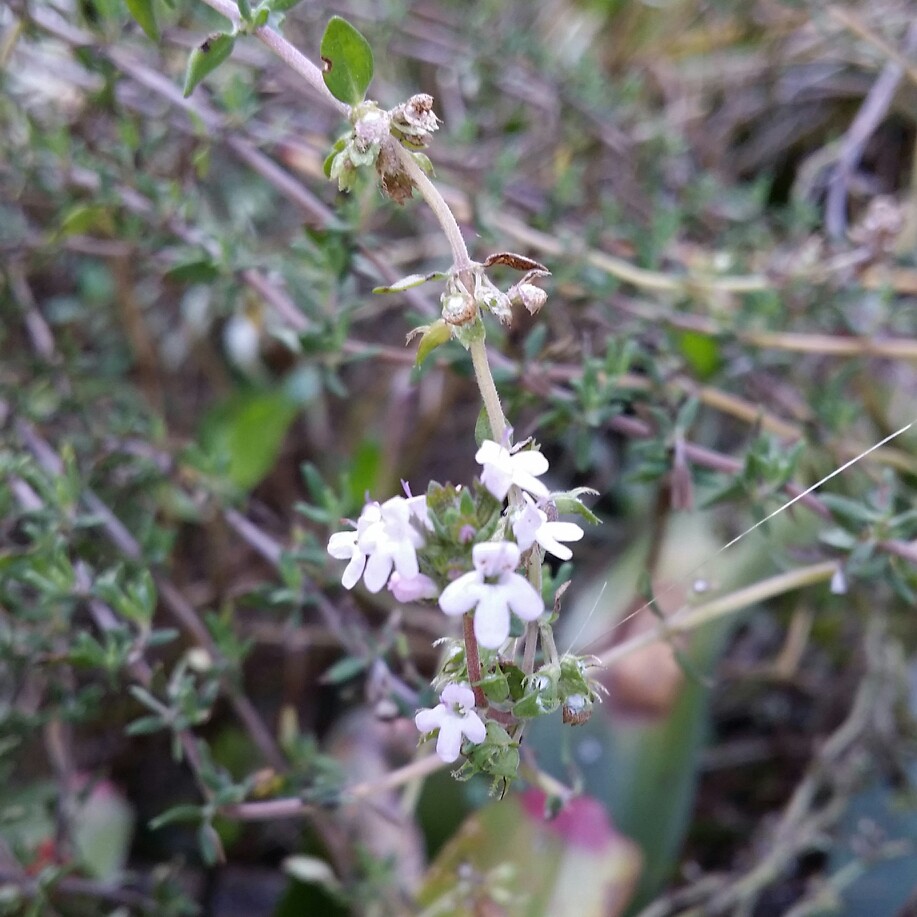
[328,440,597,772]
[414,683,485,763]
[326,95,439,198]
[327,493,430,593]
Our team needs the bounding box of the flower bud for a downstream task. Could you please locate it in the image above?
[389,93,440,146]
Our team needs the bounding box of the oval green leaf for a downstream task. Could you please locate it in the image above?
[125,0,159,41]
[183,32,235,98]
[320,16,373,106]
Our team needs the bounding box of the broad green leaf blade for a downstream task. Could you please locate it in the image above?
[200,389,298,490]
[183,32,236,98]
[125,0,159,41]
[320,16,373,106]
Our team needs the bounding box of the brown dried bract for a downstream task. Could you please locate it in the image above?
[484,252,549,273]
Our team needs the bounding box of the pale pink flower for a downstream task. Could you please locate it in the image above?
[438,541,544,648]
[414,683,486,763]
[475,440,549,502]
[512,494,584,561]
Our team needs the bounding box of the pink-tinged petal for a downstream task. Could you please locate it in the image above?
[388,572,438,602]
[473,590,511,649]
[414,705,445,734]
[503,573,544,621]
[363,551,394,593]
[438,573,482,616]
[461,710,487,745]
[435,719,464,763]
[341,552,367,590]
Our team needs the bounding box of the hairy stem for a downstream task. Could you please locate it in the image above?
[470,336,508,444]
[197,0,351,117]
[392,140,472,273]
[463,613,487,708]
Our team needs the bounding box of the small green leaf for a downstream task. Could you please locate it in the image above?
[125,0,159,41]
[323,137,348,178]
[200,389,299,491]
[149,805,203,831]
[412,320,452,368]
[474,405,494,447]
[56,203,116,238]
[320,656,368,684]
[677,330,722,380]
[183,32,236,98]
[412,151,434,175]
[164,258,220,284]
[236,0,252,21]
[553,488,601,525]
[198,822,224,865]
[373,272,446,294]
[320,16,373,106]
[267,0,304,10]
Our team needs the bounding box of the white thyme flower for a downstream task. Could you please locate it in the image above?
[438,541,544,649]
[512,494,584,561]
[475,440,550,502]
[327,495,428,593]
[414,682,486,763]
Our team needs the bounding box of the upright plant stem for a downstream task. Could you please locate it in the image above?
[470,337,508,444]
[463,613,486,708]
[392,142,472,273]
[197,0,350,117]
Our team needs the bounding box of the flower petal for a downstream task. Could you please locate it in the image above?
[363,551,394,593]
[511,449,549,477]
[327,531,358,560]
[388,572,439,602]
[390,537,420,579]
[473,589,511,648]
[441,683,476,710]
[438,572,482,616]
[461,710,487,746]
[536,521,584,560]
[341,552,367,590]
[473,541,520,576]
[503,573,544,621]
[414,705,445,734]
[435,719,464,763]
